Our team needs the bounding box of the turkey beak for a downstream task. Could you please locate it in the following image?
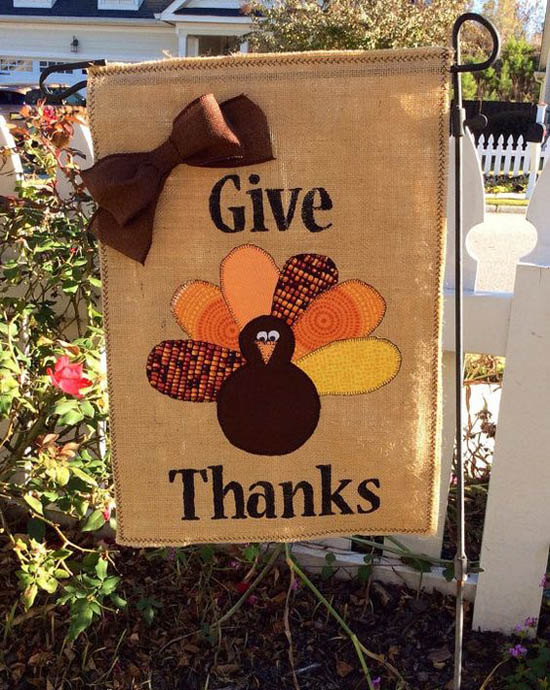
[256,340,276,364]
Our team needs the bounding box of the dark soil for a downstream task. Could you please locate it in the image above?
[2,535,547,690]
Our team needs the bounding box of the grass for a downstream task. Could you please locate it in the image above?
[485,196,528,207]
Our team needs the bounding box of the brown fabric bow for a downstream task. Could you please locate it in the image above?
[82,94,274,263]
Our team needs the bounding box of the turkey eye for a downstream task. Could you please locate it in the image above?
[256,330,268,342]
[268,330,280,342]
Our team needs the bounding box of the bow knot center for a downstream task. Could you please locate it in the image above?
[150,138,182,175]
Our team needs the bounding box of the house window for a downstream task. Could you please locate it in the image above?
[97,0,144,9]
[0,58,33,73]
[197,36,240,56]
[13,0,58,8]
[39,61,85,75]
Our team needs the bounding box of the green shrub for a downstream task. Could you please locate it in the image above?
[463,38,540,102]
[0,104,119,640]
[245,0,466,53]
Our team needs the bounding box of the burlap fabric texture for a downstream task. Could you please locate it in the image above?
[87,47,451,546]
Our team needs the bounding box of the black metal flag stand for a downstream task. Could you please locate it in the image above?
[40,14,500,689]
[450,13,500,690]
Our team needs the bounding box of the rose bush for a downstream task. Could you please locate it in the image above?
[0,104,122,640]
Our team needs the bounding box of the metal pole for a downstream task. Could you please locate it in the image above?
[451,52,466,690]
[450,13,500,690]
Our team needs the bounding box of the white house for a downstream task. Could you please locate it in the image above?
[0,0,252,88]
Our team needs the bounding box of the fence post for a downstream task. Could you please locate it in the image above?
[526,142,541,198]
[56,121,94,202]
[472,263,550,634]
[512,136,523,177]
[484,134,494,176]
[525,148,550,266]
[525,103,548,199]
[0,114,23,196]
[494,134,505,177]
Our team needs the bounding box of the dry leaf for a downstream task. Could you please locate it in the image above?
[214,663,240,675]
[336,660,353,677]
[428,646,452,663]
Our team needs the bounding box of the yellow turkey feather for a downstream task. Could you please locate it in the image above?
[295,337,401,396]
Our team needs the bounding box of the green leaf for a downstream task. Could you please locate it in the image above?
[52,548,72,560]
[1,357,20,373]
[101,577,120,595]
[325,551,336,564]
[89,277,102,288]
[38,576,58,594]
[27,517,45,542]
[320,565,334,580]
[79,400,94,418]
[401,557,432,573]
[60,409,84,426]
[22,584,38,611]
[56,466,70,486]
[89,601,101,615]
[24,494,43,515]
[81,509,105,532]
[68,602,94,641]
[136,597,163,626]
[110,593,127,609]
[95,558,108,580]
[54,399,78,416]
[242,543,260,562]
[442,565,455,582]
[61,280,79,295]
[71,467,97,487]
[74,498,90,517]
[358,564,372,582]
[82,552,100,569]
[199,545,215,563]
[137,597,162,610]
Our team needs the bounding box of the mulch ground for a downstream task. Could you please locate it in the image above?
[2,533,546,690]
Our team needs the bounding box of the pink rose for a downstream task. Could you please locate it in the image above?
[47,355,92,399]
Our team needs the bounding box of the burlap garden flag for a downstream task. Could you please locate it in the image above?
[86,47,451,546]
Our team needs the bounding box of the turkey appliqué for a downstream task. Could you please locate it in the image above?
[146,244,402,456]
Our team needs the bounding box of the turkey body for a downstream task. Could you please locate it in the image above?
[216,315,321,456]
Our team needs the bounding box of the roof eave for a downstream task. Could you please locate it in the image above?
[0,14,164,25]
[165,14,251,24]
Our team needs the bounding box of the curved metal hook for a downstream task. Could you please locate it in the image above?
[451,12,500,73]
[39,60,106,103]
[449,12,500,690]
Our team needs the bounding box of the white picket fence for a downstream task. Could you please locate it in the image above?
[477,133,550,197]
[299,131,550,637]
[0,114,23,196]
[2,119,550,636]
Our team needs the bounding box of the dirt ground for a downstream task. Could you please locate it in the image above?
[1,536,545,690]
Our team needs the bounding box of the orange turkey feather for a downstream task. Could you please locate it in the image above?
[292,279,386,359]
